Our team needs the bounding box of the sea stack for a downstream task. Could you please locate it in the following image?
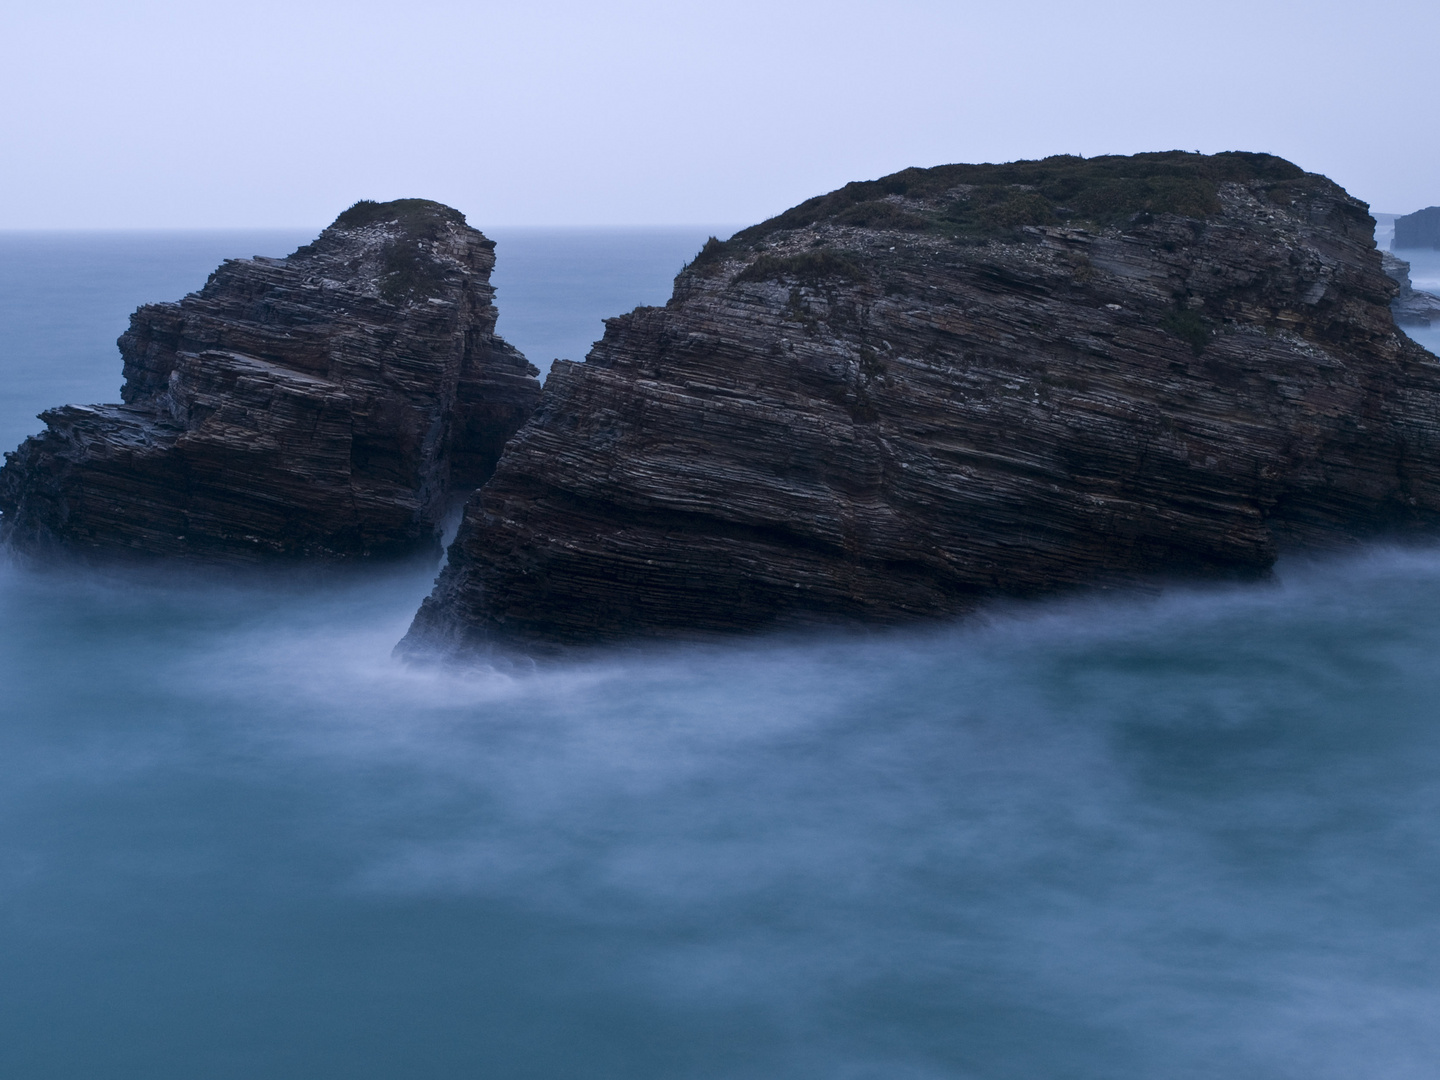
[0,199,540,561]
[1393,206,1440,250]
[403,151,1440,653]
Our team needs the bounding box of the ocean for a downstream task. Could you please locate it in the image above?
[2,227,1440,1080]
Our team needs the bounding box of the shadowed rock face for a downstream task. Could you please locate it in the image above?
[402,152,1440,653]
[0,199,540,561]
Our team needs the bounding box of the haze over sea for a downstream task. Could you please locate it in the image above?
[3,227,1440,1080]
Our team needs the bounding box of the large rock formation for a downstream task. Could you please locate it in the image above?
[0,199,540,561]
[402,151,1440,653]
[1394,206,1440,250]
[1381,252,1440,326]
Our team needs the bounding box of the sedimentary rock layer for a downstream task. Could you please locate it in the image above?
[404,152,1440,652]
[0,199,540,561]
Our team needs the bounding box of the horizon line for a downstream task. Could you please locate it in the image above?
[0,222,750,235]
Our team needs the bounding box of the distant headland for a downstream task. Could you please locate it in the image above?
[1394,206,1440,250]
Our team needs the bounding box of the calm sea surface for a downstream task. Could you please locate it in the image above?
[2,229,1440,1080]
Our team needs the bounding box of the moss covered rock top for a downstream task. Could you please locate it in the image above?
[727,151,1318,247]
[332,198,469,233]
[285,198,484,304]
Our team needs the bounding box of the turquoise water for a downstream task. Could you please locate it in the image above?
[3,232,1440,1079]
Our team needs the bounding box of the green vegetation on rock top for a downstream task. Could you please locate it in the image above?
[730,151,1312,246]
[303,200,472,303]
[333,198,468,233]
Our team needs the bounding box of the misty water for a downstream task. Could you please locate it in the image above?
[3,229,1440,1080]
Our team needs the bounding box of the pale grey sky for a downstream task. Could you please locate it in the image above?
[3,0,1435,229]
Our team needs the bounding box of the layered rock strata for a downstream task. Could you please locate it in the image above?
[0,199,540,561]
[404,152,1440,652]
[1381,251,1440,326]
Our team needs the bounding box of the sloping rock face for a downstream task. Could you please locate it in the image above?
[404,152,1440,652]
[1381,252,1440,326]
[0,200,540,561]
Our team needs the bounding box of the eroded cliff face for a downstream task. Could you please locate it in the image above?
[0,199,540,561]
[403,152,1440,653]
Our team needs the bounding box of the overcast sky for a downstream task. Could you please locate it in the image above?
[3,0,1436,229]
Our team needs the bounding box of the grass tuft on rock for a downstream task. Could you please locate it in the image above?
[734,251,868,285]
[334,198,467,235]
[1161,308,1213,355]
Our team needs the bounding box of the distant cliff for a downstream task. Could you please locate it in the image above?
[402,152,1440,653]
[1381,251,1440,326]
[1394,206,1440,250]
[0,200,540,561]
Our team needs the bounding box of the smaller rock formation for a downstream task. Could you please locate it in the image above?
[1381,252,1440,326]
[0,200,540,561]
[1394,206,1440,250]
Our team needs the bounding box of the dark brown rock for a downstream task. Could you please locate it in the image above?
[402,152,1440,654]
[0,199,540,561]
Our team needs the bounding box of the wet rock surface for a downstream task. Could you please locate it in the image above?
[0,200,540,561]
[404,152,1440,652]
